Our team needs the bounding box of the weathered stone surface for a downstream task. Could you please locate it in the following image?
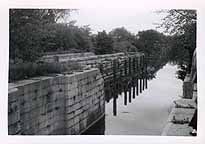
[174,99,196,109]
[162,79,197,136]
[41,52,95,63]
[8,68,105,135]
[183,75,193,99]
[9,52,143,135]
[161,123,192,136]
[162,101,196,136]
[167,108,195,123]
[162,107,195,136]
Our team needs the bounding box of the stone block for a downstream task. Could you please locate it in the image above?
[8,110,20,125]
[73,123,80,134]
[167,108,195,123]
[8,122,21,135]
[183,75,193,99]
[65,118,74,129]
[65,98,74,107]
[75,108,83,116]
[65,106,74,114]
[174,99,196,109]
[8,87,19,103]
[65,111,75,121]
[161,123,192,136]
[73,103,81,111]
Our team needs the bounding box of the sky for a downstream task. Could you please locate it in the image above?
[68,8,167,34]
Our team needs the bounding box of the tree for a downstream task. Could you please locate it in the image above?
[109,27,135,42]
[134,29,169,76]
[9,9,73,63]
[157,10,196,35]
[109,27,137,52]
[157,9,196,73]
[94,30,114,54]
[40,22,93,53]
[137,29,167,58]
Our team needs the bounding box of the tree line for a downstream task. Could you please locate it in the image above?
[9,9,196,80]
[9,9,168,62]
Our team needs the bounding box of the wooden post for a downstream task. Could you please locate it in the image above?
[105,87,109,103]
[136,76,139,96]
[113,59,117,115]
[128,82,132,103]
[133,57,136,74]
[113,91,117,116]
[142,56,145,91]
[116,60,119,95]
[136,57,139,96]
[124,59,127,76]
[135,56,138,75]
[124,83,127,105]
[145,57,148,89]
[99,63,103,74]
[140,56,142,93]
[113,59,117,84]
[132,78,135,99]
[132,57,136,98]
[119,62,123,94]
[129,57,132,75]
[140,78,142,93]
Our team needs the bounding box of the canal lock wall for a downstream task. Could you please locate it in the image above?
[8,52,146,135]
[8,68,104,135]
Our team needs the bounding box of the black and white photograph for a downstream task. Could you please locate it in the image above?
[8,8,197,136]
[1,0,205,144]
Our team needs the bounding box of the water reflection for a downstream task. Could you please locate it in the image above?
[105,64,182,135]
[105,76,148,116]
[104,57,161,116]
[83,56,179,135]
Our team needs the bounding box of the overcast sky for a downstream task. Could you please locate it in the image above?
[68,8,167,34]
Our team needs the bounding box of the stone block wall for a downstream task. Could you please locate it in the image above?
[41,52,95,63]
[64,69,104,134]
[40,52,143,67]
[8,68,104,135]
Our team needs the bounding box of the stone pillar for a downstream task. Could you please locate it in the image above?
[183,74,193,99]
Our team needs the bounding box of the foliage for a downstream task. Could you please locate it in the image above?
[94,30,114,54]
[113,41,138,53]
[136,30,169,69]
[167,35,190,65]
[109,27,135,42]
[9,9,74,63]
[40,22,94,53]
[133,29,170,80]
[157,9,196,77]
[109,27,137,53]
[137,30,167,57]
[10,9,195,81]
[157,9,196,35]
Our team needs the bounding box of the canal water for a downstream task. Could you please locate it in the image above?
[105,63,182,135]
[83,63,183,135]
